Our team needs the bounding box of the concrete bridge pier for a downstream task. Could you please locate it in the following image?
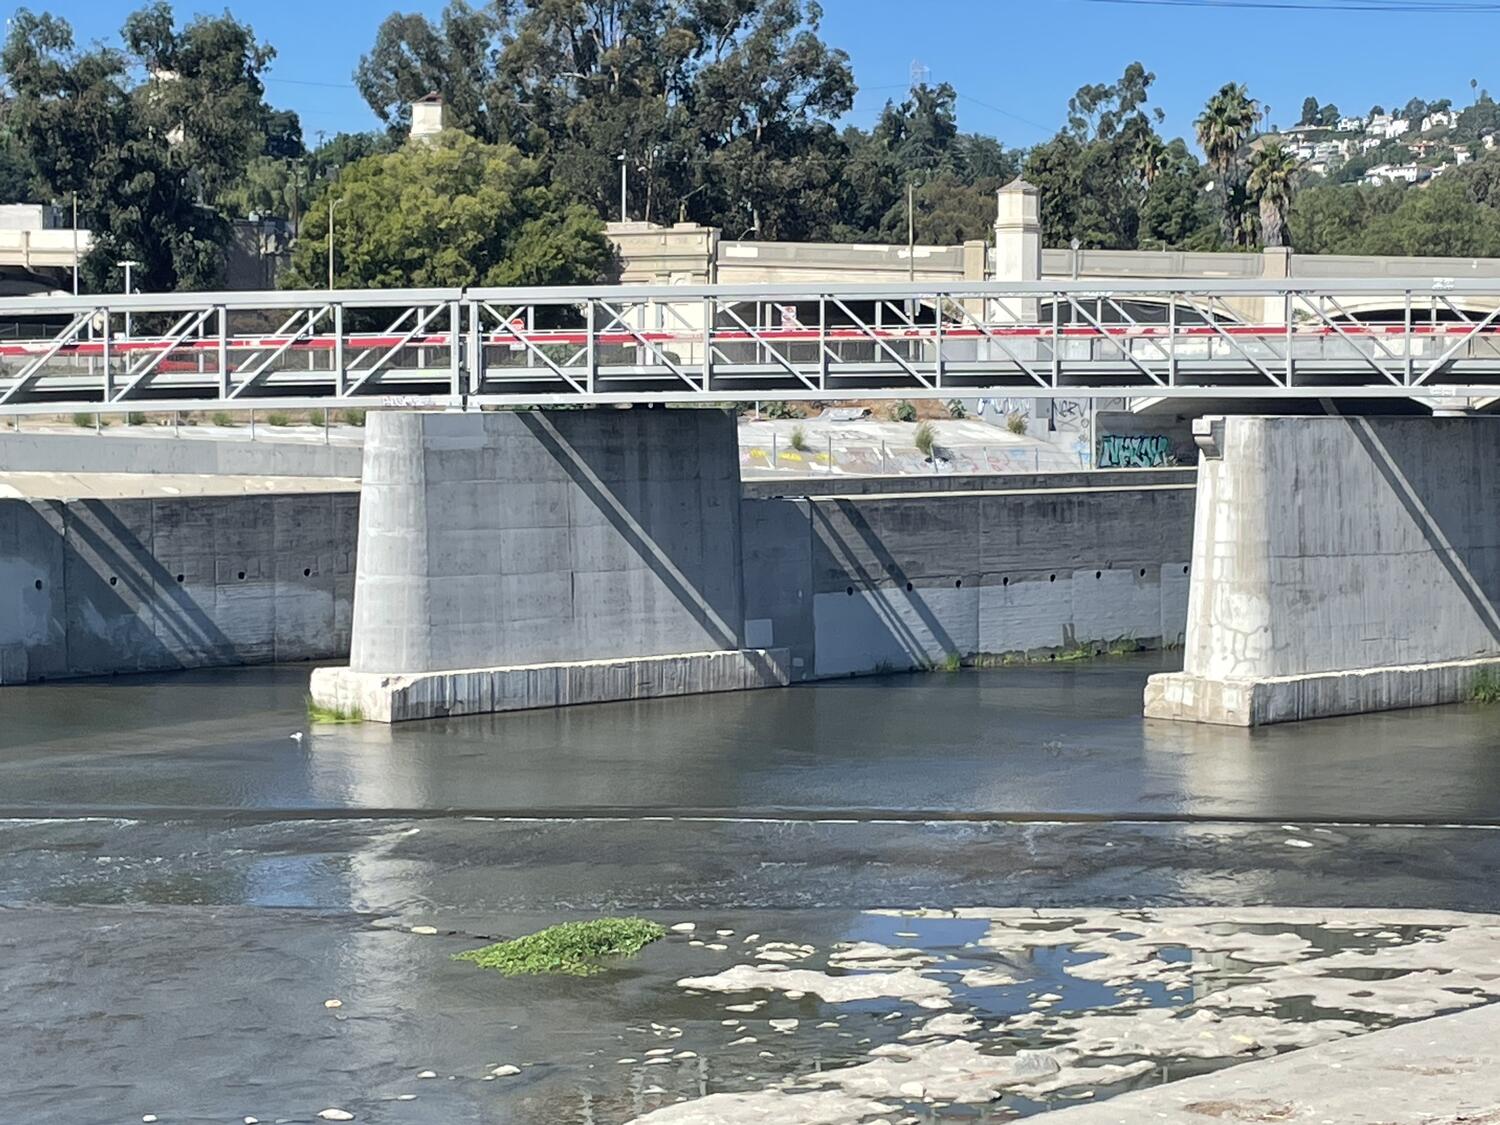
[1145,415,1500,725]
[310,408,789,722]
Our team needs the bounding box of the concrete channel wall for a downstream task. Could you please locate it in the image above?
[1,451,1196,687]
[0,431,363,478]
[0,493,357,682]
[743,483,1196,678]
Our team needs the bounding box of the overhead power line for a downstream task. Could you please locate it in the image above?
[1076,0,1500,11]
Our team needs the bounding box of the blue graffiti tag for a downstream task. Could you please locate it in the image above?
[1097,434,1173,469]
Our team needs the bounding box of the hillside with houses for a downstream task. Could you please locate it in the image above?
[1267,92,1500,187]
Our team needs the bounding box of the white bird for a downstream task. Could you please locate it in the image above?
[290,732,304,743]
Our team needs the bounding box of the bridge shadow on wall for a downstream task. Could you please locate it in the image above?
[808,498,963,674]
[0,498,236,682]
[513,410,747,656]
[1345,418,1500,650]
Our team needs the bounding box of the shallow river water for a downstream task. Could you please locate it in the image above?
[3,655,1500,1124]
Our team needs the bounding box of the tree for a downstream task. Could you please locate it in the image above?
[1023,62,1174,250]
[281,132,616,291]
[1,4,293,291]
[1139,139,1214,249]
[1248,142,1298,248]
[355,0,855,236]
[1361,174,1500,257]
[1133,132,1167,187]
[0,134,36,203]
[1195,83,1261,246]
[1318,102,1340,128]
[1299,96,1320,126]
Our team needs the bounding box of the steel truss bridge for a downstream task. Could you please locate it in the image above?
[2,279,1500,414]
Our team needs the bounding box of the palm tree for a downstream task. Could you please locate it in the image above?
[1134,132,1168,188]
[1248,143,1299,249]
[1196,83,1262,245]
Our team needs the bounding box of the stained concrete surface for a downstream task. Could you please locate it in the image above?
[4,656,1500,1123]
[1045,999,1500,1124]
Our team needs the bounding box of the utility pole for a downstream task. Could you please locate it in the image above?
[71,192,79,295]
[618,152,628,222]
[327,195,345,290]
[907,182,915,283]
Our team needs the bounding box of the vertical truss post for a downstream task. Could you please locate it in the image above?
[1167,295,1177,387]
[333,303,345,397]
[1050,293,1061,388]
[701,295,713,393]
[819,296,828,388]
[1284,291,1294,388]
[467,301,482,395]
[216,305,229,400]
[101,309,113,402]
[585,297,597,396]
[1404,289,1414,386]
[934,295,945,387]
[449,300,462,398]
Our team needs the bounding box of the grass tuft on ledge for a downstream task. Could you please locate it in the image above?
[455,918,666,977]
[1473,669,1500,705]
[305,696,364,724]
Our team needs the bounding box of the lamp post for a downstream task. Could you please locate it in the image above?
[327,195,345,290]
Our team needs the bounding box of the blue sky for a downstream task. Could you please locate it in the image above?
[14,0,1500,147]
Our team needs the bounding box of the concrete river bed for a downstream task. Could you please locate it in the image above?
[3,654,1500,1123]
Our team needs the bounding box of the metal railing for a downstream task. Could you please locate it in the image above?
[2,279,1500,414]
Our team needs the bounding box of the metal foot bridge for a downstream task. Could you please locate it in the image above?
[3,279,1499,414]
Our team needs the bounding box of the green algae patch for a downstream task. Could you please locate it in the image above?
[305,696,364,724]
[456,918,667,977]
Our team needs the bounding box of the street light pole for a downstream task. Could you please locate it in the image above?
[327,195,345,290]
[71,192,79,296]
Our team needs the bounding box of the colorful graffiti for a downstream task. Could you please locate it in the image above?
[1097,433,1173,469]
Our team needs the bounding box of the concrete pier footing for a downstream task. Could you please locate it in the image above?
[311,647,790,723]
[312,407,767,722]
[1146,415,1500,726]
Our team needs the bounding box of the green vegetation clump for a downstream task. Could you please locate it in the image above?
[340,408,368,427]
[306,696,364,724]
[1473,669,1500,704]
[763,400,800,420]
[914,420,936,458]
[211,411,235,428]
[945,399,967,419]
[1005,411,1028,435]
[889,400,917,423]
[72,412,94,428]
[265,411,292,426]
[126,412,148,426]
[942,652,962,672]
[789,423,808,451]
[455,917,666,977]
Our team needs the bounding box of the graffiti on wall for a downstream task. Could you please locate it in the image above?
[1097,433,1174,469]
